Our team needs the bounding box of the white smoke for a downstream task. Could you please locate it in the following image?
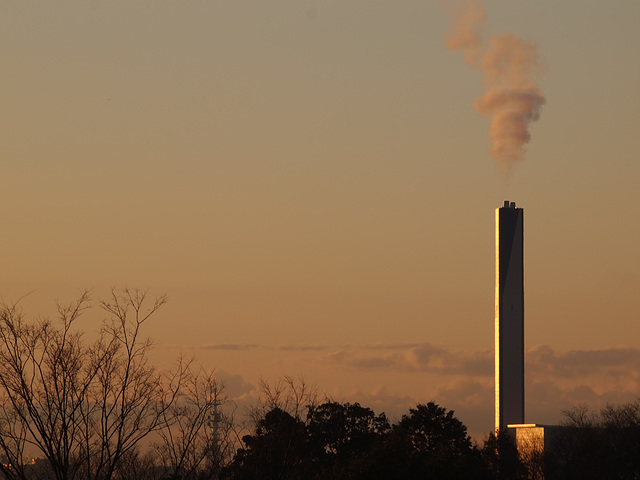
[444,0,546,179]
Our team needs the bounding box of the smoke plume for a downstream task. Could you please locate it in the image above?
[444,0,546,178]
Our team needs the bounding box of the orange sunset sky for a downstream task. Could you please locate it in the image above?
[1,0,639,437]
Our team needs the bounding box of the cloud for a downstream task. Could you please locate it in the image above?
[361,343,423,350]
[202,343,260,351]
[320,342,640,435]
[525,345,640,408]
[320,342,493,376]
[430,378,494,438]
[276,344,329,352]
[201,341,640,391]
[200,343,331,352]
[199,340,640,435]
[527,345,640,380]
[216,370,256,398]
[408,344,493,376]
[318,342,640,429]
[322,384,418,422]
[197,342,640,440]
[314,342,640,388]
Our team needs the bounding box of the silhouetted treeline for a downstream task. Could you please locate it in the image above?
[3,291,640,480]
[545,402,640,480]
[223,401,493,480]
[223,399,640,480]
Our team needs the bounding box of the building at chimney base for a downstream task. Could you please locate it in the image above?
[508,424,565,480]
[495,200,524,431]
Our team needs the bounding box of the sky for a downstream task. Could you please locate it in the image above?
[1,0,639,438]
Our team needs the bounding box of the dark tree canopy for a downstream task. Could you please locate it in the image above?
[482,430,528,480]
[551,401,640,480]
[227,408,308,480]
[306,401,389,479]
[391,402,489,480]
[399,402,472,455]
[223,401,491,480]
[307,401,389,455]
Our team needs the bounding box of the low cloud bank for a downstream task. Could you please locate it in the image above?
[204,342,640,437]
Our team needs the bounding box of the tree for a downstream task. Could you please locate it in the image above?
[306,401,389,479]
[247,376,317,428]
[224,376,316,480]
[0,291,96,480]
[482,430,527,480]
[224,399,492,480]
[393,402,490,480]
[0,289,190,480]
[226,408,308,480]
[80,289,184,480]
[553,401,640,480]
[109,448,160,480]
[153,365,230,480]
[400,403,471,455]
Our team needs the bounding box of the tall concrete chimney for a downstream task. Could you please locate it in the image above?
[495,200,525,431]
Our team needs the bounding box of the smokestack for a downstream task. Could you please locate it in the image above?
[495,200,524,431]
[443,0,546,179]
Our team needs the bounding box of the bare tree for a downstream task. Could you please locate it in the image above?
[555,400,640,479]
[0,389,31,480]
[78,288,184,480]
[515,429,546,480]
[110,447,160,480]
[248,375,317,427]
[0,292,94,480]
[0,289,187,480]
[153,364,226,480]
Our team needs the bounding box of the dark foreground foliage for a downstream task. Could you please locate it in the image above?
[222,401,493,480]
[549,401,640,480]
